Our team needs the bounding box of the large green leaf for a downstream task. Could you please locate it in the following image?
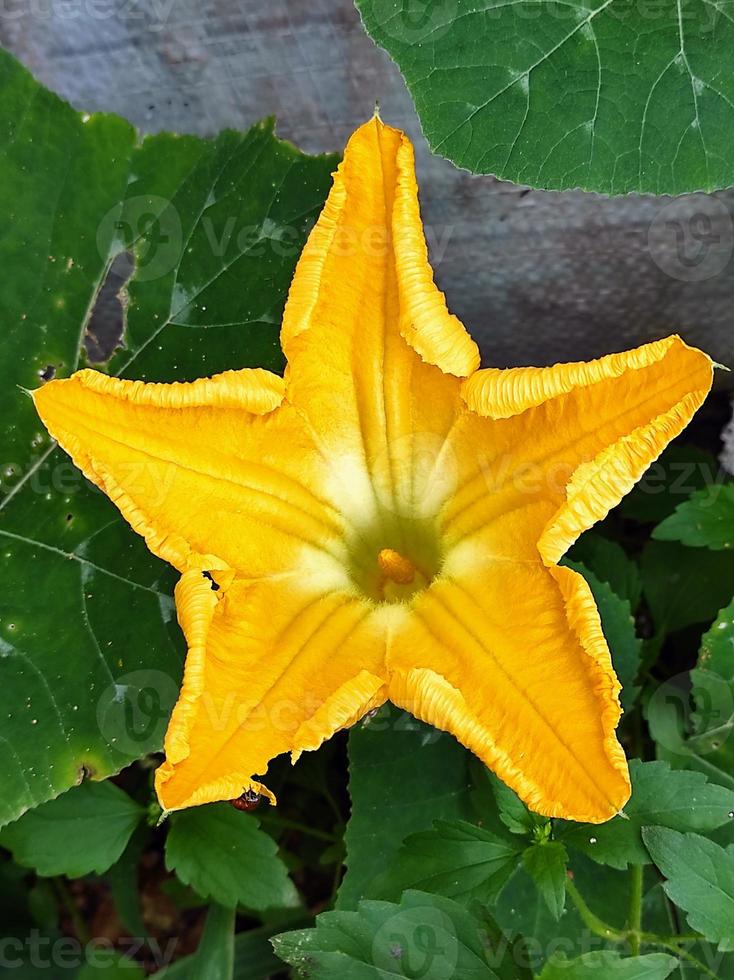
[0,780,143,878]
[641,540,734,635]
[566,562,641,710]
[567,534,642,608]
[619,446,720,524]
[537,951,678,979]
[643,827,734,950]
[274,890,504,979]
[559,759,734,869]
[647,598,734,788]
[0,48,336,828]
[368,819,522,907]
[164,803,299,911]
[654,484,734,550]
[356,0,734,193]
[337,706,473,909]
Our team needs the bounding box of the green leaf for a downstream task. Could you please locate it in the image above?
[654,484,734,550]
[368,819,522,906]
[568,534,642,608]
[274,889,503,979]
[537,950,678,979]
[493,853,632,968]
[643,827,734,950]
[560,759,734,869]
[484,769,539,837]
[646,597,734,788]
[355,0,734,193]
[0,47,336,829]
[689,595,734,779]
[0,779,143,877]
[187,904,235,980]
[700,595,734,678]
[522,841,568,920]
[620,446,719,524]
[338,706,473,909]
[107,824,148,937]
[164,802,298,911]
[470,763,536,842]
[565,562,641,710]
[646,672,734,792]
[641,540,734,635]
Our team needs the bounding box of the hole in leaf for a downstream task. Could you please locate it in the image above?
[84,251,134,364]
[39,364,56,381]
[77,762,96,781]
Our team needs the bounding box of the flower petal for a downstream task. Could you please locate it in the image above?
[386,558,630,823]
[282,116,479,379]
[453,336,712,563]
[156,568,387,811]
[33,368,343,576]
[280,117,477,523]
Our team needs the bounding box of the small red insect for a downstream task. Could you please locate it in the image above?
[229,789,262,812]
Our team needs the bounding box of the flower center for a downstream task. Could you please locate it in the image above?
[344,514,441,605]
[377,548,415,584]
[376,547,430,602]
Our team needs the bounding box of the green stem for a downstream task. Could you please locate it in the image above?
[321,784,344,828]
[568,874,713,977]
[628,865,643,955]
[566,879,626,942]
[641,938,719,980]
[257,812,338,843]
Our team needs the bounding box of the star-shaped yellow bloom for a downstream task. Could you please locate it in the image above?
[33,119,712,824]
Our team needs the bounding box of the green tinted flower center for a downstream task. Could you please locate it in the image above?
[346,513,441,604]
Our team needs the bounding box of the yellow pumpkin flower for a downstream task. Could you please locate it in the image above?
[33,118,712,824]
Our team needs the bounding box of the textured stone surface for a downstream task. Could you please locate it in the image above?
[3,0,733,377]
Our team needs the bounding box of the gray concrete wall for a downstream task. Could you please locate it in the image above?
[3,0,733,375]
